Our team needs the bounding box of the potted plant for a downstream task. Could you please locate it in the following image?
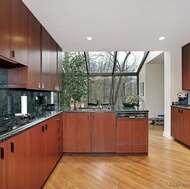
[123,95,142,107]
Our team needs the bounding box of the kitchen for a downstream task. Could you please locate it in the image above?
[1,0,190,188]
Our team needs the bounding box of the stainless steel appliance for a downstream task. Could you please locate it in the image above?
[177,92,188,106]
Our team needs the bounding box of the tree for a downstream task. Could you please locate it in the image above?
[60,52,88,109]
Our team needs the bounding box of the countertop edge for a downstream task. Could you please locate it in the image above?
[0,111,63,143]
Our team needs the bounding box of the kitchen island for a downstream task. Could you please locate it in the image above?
[63,107,149,155]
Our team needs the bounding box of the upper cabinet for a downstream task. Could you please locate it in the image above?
[0,0,28,65]
[57,45,63,91]
[0,0,62,91]
[0,0,10,59]
[27,11,41,90]
[10,0,28,65]
[182,43,190,90]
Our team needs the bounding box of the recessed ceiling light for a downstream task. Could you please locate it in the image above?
[159,36,165,41]
[86,36,93,41]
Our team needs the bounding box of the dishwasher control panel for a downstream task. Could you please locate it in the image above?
[116,111,148,118]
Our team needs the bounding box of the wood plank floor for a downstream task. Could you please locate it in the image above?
[43,125,190,189]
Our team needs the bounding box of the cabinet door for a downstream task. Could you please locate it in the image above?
[50,37,57,91]
[171,107,182,140]
[91,113,116,152]
[0,0,10,58]
[27,11,41,90]
[30,121,47,188]
[0,141,7,189]
[182,43,190,90]
[6,130,31,189]
[10,0,28,65]
[116,118,148,153]
[63,113,91,152]
[41,27,51,90]
[181,109,190,146]
[57,45,63,91]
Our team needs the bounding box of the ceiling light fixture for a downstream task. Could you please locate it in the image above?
[86,36,93,41]
[159,36,165,41]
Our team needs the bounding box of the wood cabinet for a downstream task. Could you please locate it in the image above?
[0,140,7,189]
[0,129,31,189]
[0,113,63,189]
[63,113,91,152]
[27,11,41,90]
[116,118,148,153]
[41,27,59,91]
[171,107,182,141]
[10,0,28,65]
[182,43,190,90]
[57,45,63,91]
[171,107,190,146]
[63,112,116,153]
[91,113,116,152]
[0,0,10,59]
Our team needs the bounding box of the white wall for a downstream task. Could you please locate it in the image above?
[163,48,182,139]
[145,63,164,117]
[139,52,164,117]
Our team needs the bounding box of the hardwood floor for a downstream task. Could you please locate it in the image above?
[43,125,190,189]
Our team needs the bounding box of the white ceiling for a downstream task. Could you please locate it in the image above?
[23,0,190,52]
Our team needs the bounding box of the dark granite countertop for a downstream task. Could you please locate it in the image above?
[171,105,190,109]
[0,111,63,142]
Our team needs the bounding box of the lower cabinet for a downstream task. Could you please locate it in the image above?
[63,112,116,153]
[116,118,148,153]
[171,107,190,146]
[0,113,63,189]
[0,129,31,189]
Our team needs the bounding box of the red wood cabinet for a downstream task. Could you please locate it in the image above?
[0,129,31,189]
[182,43,190,90]
[63,112,116,153]
[57,45,63,91]
[0,0,10,59]
[10,0,28,65]
[116,118,148,153]
[50,37,58,91]
[171,107,190,146]
[91,113,116,152]
[0,141,7,189]
[27,11,41,90]
[63,113,91,152]
[171,107,182,141]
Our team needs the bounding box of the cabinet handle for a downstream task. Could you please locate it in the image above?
[181,110,183,113]
[38,83,41,88]
[87,115,89,119]
[11,142,14,153]
[45,124,48,130]
[92,115,94,119]
[0,147,4,159]
[178,109,180,113]
[11,50,15,58]
[57,118,60,122]
[42,125,45,132]
[41,83,45,89]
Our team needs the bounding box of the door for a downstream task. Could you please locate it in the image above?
[6,130,31,189]
[27,11,41,89]
[171,107,182,141]
[91,112,116,152]
[10,0,28,65]
[63,113,91,152]
[0,141,7,189]
[0,0,10,58]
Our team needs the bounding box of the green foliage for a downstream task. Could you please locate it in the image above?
[125,95,143,105]
[60,52,89,109]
